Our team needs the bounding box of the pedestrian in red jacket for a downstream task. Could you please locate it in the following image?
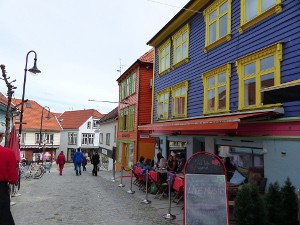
[56,151,66,176]
[0,125,18,225]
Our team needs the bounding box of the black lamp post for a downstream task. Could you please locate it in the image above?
[39,106,51,164]
[18,50,41,143]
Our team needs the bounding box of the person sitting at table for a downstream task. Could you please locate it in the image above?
[175,154,186,173]
[143,158,155,171]
[136,156,145,167]
[167,155,178,172]
[224,157,236,181]
[154,153,167,169]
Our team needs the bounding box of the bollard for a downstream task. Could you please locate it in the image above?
[111,160,117,182]
[127,168,135,194]
[141,170,151,204]
[163,176,176,220]
[118,165,125,187]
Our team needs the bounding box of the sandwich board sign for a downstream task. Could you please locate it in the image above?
[184,152,229,225]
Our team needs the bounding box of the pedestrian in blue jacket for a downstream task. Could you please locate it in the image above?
[73,149,84,176]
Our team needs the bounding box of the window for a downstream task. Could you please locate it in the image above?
[171,81,189,118]
[93,120,98,129]
[236,42,283,111]
[99,133,103,144]
[239,0,282,33]
[158,39,171,75]
[131,71,136,94]
[127,143,134,168]
[129,106,135,131]
[20,133,26,144]
[87,122,91,129]
[120,81,125,100]
[68,132,77,145]
[81,133,94,145]
[172,24,190,69]
[35,133,43,144]
[117,142,122,163]
[106,133,110,145]
[120,108,129,131]
[45,134,54,144]
[157,88,170,120]
[202,63,231,115]
[203,0,232,52]
[125,76,130,97]
[25,103,31,108]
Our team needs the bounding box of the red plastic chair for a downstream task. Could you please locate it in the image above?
[172,176,184,204]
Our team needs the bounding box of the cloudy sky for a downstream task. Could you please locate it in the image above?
[0,0,190,114]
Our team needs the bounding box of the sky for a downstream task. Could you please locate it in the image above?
[0,0,190,114]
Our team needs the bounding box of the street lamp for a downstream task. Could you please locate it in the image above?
[39,106,51,164]
[18,50,41,143]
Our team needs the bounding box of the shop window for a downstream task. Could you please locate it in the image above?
[239,0,282,33]
[127,143,134,168]
[202,63,231,115]
[203,0,232,52]
[236,42,283,111]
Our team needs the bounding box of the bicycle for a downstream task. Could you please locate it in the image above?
[19,162,45,180]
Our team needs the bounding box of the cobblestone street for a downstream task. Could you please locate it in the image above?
[11,163,183,225]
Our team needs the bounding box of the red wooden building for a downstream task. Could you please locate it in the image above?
[116,48,155,170]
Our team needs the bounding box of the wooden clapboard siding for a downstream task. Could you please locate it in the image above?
[152,0,300,123]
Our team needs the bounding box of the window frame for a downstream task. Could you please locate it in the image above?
[20,133,26,144]
[129,105,135,131]
[106,133,110,146]
[203,0,232,53]
[171,81,189,119]
[158,39,171,76]
[131,71,136,94]
[35,133,43,144]
[202,63,231,115]
[156,88,170,120]
[172,24,190,69]
[99,133,103,144]
[119,110,123,131]
[45,134,54,144]
[87,121,91,129]
[236,42,283,111]
[239,0,282,34]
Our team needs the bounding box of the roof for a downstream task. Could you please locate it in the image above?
[116,48,154,82]
[0,92,8,106]
[58,109,103,129]
[99,107,118,124]
[12,99,62,131]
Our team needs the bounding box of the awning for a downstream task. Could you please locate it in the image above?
[261,79,300,104]
[138,112,275,131]
[20,145,60,149]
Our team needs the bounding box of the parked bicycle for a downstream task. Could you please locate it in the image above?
[19,161,45,180]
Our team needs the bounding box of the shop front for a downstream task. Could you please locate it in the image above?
[117,140,134,170]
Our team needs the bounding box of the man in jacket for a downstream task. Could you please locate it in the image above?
[91,152,100,176]
[0,125,19,225]
[73,149,84,176]
[56,151,66,176]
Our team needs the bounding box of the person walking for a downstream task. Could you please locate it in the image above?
[73,149,84,176]
[56,151,66,176]
[91,152,100,176]
[82,156,87,171]
[0,125,19,225]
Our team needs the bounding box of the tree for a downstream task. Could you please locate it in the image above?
[281,177,299,225]
[265,181,284,224]
[234,183,266,225]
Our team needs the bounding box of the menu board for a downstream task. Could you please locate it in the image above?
[185,174,228,225]
[185,152,224,174]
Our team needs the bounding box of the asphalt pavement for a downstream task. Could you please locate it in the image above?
[10,163,183,225]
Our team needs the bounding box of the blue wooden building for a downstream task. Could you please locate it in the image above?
[139,0,300,190]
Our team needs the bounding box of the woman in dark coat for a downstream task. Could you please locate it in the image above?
[91,152,100,176]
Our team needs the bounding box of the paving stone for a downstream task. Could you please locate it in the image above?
[11,163,182,225]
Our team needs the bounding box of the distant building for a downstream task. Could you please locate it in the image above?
[13,99,62,162]
[58,109,104,161]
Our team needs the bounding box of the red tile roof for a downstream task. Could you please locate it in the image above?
[12,99,62,131]
[139,48,154,63]
[58,109,103,129]
[0,92,8,106]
